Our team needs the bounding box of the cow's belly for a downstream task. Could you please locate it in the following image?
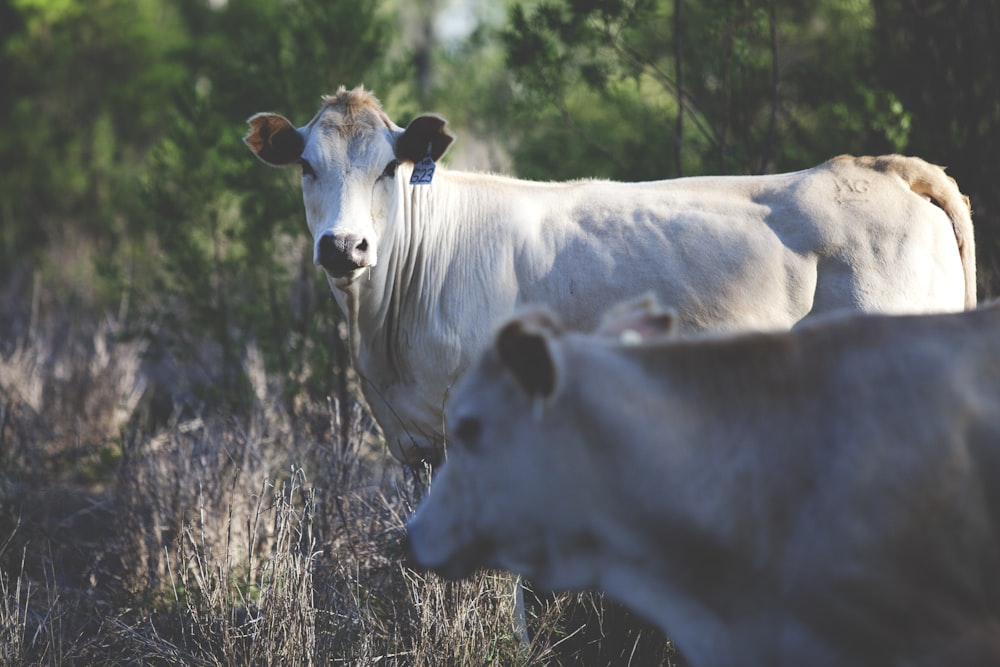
[524,221,820,335]
[660,242,819,333]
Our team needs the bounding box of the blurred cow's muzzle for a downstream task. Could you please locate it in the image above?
[316,232,371,277]
[403,523,493,581]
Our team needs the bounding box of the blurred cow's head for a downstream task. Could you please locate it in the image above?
[406,296,676,587]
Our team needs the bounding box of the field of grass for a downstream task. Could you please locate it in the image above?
[0,287,679,666]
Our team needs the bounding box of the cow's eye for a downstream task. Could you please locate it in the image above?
[299,159,316,179]
[381,160,398,179]
[452,417,481,450]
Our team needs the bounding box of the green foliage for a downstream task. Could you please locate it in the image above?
[502,0,898,179]
[503,0,683,180]
[0,0,186,282]
[139,0,395,408]
[871,0,1000,252]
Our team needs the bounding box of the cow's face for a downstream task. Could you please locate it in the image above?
[245,87,453,282]
[406,309,578,584]
[406,297,676,587]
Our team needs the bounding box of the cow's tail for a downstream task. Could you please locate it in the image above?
[848,155,977,308]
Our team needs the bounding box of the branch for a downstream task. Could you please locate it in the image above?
[759,0,779,174]
[673,0,683,175]
[600,20,722,153]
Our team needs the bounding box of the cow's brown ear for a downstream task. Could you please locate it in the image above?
[595,294,676,344]
[395,114,454,163]
[496,312,560,399]
[245,113,304,166]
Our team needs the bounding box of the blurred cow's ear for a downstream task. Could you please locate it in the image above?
[395,114,454,163]
[245,113,304,166]
[595,293,676,344]
[496,311,561,399]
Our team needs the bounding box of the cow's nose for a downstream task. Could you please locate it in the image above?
[316,232,371,277]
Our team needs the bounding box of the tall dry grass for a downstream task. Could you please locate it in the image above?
[0,292,678,666]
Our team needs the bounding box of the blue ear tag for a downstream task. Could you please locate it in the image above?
[410,143,436,185]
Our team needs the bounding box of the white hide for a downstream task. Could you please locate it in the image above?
[408,300,1000,667]
[247,87,975,465]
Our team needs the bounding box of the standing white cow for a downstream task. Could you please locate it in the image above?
[245,86,975,466]
[407,298,1000,667]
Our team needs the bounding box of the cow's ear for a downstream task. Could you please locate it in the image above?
[245,113,304,166]
[395,114,454,163]
[496,311,561,399]
[595,294,676,344]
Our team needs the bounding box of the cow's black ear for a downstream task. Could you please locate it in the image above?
[496,312,560,399]
[395,114,454,163]
[245,113,304,166]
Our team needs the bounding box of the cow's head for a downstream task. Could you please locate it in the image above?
[406,297,675,586]
[245,86,454,281]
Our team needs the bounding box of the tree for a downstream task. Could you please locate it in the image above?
[142,0,395,410]
[0,0,186,307]
[872,0,1000,281]
[501,0,904,181]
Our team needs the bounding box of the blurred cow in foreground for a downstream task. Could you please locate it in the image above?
[245,86,975,467]
[407,297,1000,667]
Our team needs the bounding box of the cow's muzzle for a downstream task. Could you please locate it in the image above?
[403,527,494,581]
[316,232,372,277]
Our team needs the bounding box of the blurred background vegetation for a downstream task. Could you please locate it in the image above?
[2,0,999,416]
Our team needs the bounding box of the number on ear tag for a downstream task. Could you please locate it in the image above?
[410,143,436,185]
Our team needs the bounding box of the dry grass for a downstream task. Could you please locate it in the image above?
[0,296,678,666]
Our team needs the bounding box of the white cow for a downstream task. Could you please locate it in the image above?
[245,86,976,466]
[407,298,1000,667]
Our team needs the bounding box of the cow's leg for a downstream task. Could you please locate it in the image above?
[512,575,529,645]
[521,584,680,665]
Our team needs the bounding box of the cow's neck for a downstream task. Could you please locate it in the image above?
[339,178,457,385]
[335,172,519,461]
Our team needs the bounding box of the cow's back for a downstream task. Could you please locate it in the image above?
[491,158,972,337]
